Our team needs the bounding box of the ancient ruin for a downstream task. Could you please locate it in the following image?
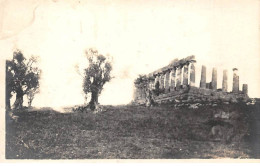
[133,55,249,105]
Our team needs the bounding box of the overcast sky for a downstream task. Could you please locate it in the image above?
[0,0,259,108]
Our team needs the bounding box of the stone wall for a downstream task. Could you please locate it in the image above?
[134,55,249,105]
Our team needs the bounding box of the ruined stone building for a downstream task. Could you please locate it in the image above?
[133,55,249,104]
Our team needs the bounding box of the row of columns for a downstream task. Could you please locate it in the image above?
[199,66,248,94]
[150,64,248,95]
[152,62,196,92]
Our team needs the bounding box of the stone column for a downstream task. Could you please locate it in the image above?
[158,74,162,89]
[148,80,152,89]
[159,74,164,89]
[170,68,176,91]
[232,68,239,93]
[183,63,189,86]
[242,84,248,95]
[190,63,195,86]
[200,65,206,88]
[164,70,170,92]
[211,67,217,90]
[154,75,159,87]
[176,66,182,90]
[163,73,166,89]
[222,70,228,92]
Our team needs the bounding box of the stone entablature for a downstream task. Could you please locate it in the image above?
[134,55,249,104]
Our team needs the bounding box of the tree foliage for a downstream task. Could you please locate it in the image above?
[134,75,149,89]
[83,48,113,110]
[6,50,41,109]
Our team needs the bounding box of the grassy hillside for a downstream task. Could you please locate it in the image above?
[5,102,259,159]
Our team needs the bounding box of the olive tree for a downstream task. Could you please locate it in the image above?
[6,50,41,109]
[83,48,112,110]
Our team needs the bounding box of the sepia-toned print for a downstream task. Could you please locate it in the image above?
[1,0,260,160]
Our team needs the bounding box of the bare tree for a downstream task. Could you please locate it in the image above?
[27,87,40,107]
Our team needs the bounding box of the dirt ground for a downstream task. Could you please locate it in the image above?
[5,102,259,159]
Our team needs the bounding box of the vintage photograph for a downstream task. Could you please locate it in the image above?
[1,0,260,160]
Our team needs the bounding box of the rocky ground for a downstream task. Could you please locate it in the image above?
[5,101,260,159]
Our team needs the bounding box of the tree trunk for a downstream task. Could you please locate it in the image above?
[28,98,32,108]
[89,91,98,110]
[14,88,24,109]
